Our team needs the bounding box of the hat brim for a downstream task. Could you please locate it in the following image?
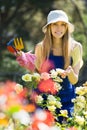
[42,18,74,33]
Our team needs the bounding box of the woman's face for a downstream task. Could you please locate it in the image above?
[50,21,67,39]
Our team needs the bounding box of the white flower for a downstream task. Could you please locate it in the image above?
[33,72,41,81]
[47,95,56,101]
[12,110,30,126]
[75,116,85,125]
[38,122,50,130]
[36,95,43,104]
[56,68,65,74]
[34,109,47,121]
[41,72,50,80]
[50,69,58,78]
[0,94,7,105]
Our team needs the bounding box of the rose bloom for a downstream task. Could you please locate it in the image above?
[41,72,50,80]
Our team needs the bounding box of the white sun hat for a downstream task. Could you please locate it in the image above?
[42,10,74,33]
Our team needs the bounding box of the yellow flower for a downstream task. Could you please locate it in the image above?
[60,110,68,117]
[0,113,9,126]
[48,100,57,106]
[75,86,87,95]
[47,105,56,112]
[22,74,32,82]
[55,101,62,109]
[53,76,63,82]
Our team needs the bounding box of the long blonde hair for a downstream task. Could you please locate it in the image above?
[41,25,71,69]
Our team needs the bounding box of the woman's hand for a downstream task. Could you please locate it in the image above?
[14,50,22,56]
[65,66,78,84]
[65,66,73,75]
[59,66,78,84]
[16,51,36,72]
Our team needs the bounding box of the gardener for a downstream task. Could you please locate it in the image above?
[16,10,83,123]
[34,10,83,122]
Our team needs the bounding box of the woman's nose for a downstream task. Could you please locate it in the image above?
[56,25,61,31]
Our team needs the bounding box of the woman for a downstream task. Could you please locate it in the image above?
[34,10,83,121]
[16,10,83,122]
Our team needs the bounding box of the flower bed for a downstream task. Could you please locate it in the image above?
[0,70,87,130]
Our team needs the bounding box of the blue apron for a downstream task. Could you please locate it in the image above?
[49,54,76,118]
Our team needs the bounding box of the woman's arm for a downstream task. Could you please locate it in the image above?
[66,41,83,85]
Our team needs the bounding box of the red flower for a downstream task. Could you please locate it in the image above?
[38,79,57,95]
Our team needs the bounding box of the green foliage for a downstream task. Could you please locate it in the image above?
[0,51,28,82]
[0,0,87,83]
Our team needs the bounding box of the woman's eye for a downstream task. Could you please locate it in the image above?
[53,23,57,26]
[61,23,66,26]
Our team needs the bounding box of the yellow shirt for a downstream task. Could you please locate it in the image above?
[70,39,83,69]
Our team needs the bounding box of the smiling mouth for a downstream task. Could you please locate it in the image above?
[56,32,62,35]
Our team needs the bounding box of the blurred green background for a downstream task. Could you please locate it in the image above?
[0,0,87,85]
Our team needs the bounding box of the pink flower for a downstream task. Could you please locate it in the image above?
[41,72,50,80]
[16,51,36,71]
